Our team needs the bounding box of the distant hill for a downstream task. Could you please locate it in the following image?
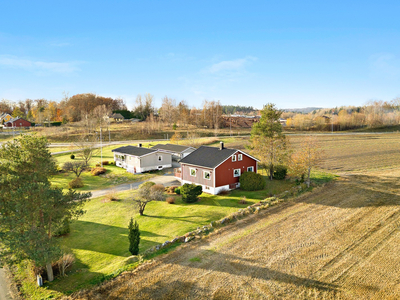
[283,107,323,113]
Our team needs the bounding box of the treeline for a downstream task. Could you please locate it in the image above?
[283,99,400,130]
[0,93,126,124]
[222,105,256,115]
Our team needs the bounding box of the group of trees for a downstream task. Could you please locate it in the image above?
[284,99,400,131]
[0,135,91,282]
[250,103,322,187]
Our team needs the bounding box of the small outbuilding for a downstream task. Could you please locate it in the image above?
[112,144,172,174]
[151,144,196,161]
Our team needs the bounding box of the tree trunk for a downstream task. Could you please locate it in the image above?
[306,167,311,188]
[46,262,54,282]
[269,165,274,180]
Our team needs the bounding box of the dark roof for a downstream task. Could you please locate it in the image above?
[151,144,194,153]
[112,145,156,157]
[179,146,238,168]
[111,113,124,119]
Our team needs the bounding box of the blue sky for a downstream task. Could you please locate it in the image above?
[0,1,399,110]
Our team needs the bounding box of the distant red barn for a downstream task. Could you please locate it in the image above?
[4,117,32,128]
[175,142,259,194]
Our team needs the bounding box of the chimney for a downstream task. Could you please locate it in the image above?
[138,143,142,147]
[220,142,224,150]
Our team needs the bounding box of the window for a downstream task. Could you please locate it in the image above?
[247,166,254,172]
[232,155,237,162]
[158,155,162,161]
[238,154,243,161]
[190,168,196,177]
[233,169,241,177]
[204,171,210,180]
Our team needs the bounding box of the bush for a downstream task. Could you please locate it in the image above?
[53,218,70,237]
[95,163,101,167]
[102,161,109,165]
[239,196,248,204]
[139,181,156,189]
[91,167,107,176]
[273,165,287,180]
[180,183,202,203]
[166,197,175,204]
[70,154,75,159]
[128,218,140,255]
[174,187,181,195]
[239,171,266,191]
[168,186,178,193]
[69,177,84,188]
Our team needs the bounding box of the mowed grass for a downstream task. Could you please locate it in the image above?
[46,185,290,296]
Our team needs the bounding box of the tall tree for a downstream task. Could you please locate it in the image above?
[0,135,91,281]
[128,218,140,255]
[250,103,286,180]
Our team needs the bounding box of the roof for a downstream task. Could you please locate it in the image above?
[112,145,156,157]
[5,117,30,124]
[151,144,195,153]
[111,113,124,119]
[179,146,240,169]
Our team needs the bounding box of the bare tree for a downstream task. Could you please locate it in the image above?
[63,161,86,177]
[74,136,99,166]
[133,182,165,216]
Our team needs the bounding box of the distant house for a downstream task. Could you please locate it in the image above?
[279,118,287,126]
[0,113,12,124]
[112,144,172,174]
[4,117,31,128]
[151,144,195,161]
[175,142,259,195]
[109,113,124,122]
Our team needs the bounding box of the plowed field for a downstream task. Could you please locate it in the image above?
[68,133,400,300]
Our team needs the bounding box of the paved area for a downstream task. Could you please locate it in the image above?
[90,173,181,199]
[0,267,13,300]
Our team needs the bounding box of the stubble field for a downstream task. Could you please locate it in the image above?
[68,133,400,300]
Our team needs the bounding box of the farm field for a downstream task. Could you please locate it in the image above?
[67,133,400,299]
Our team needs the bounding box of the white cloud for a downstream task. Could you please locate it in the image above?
[0,55,81,74]
[207,56,258,74]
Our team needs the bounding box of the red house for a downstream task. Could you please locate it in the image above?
[176,142,259,194]
[4,117,31,128]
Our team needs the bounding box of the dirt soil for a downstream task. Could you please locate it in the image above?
[68,167,400,300]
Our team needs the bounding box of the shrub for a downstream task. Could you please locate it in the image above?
[151,184,166,194]
[95,163,101,167]
[239,171,266,191]
[239,196,248,204]
[180,183,202,203]
[53,253,75,277]
[104,189,118,201]
[166,197,175,204]
[102,161,109,165]
[174,187,181,195]
[273,165,287,180]
[91,167,107,176]
[128,218,140,255]
[110,161,114,165]
[53,218,70,237]
[69,177,84,188]
[168,186,178,193]
[70,154,75,160]
[139,181,156,190]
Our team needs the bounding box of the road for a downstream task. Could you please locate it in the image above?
[0,266,13,300]
[90,172,181,199]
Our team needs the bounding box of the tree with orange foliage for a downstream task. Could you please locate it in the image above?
[289,136,323,187]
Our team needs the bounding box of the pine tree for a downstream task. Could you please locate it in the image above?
[128,218,140,255]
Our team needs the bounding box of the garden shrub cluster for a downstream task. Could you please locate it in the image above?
[180,183,202,203]
[91,167,107,176]
[239,171,266,191]
[273,165,287,180]
[166,197,175,204]
[69,177,84,188]
[174,187,181,195]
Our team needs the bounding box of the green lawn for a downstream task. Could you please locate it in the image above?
[43,176,293,297]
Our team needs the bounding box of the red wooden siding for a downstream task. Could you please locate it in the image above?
[215,151,257,187]
[5,119,31,127]
[181,164,214,187]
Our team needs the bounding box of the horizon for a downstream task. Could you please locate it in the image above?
[1,1,399,110]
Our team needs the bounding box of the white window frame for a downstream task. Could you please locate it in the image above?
[203,171,211,180]
[247,166,254,172]
[238,154,243,161]
[233,168,241,177]
[232,154,237,162]
[190,168,196,177]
